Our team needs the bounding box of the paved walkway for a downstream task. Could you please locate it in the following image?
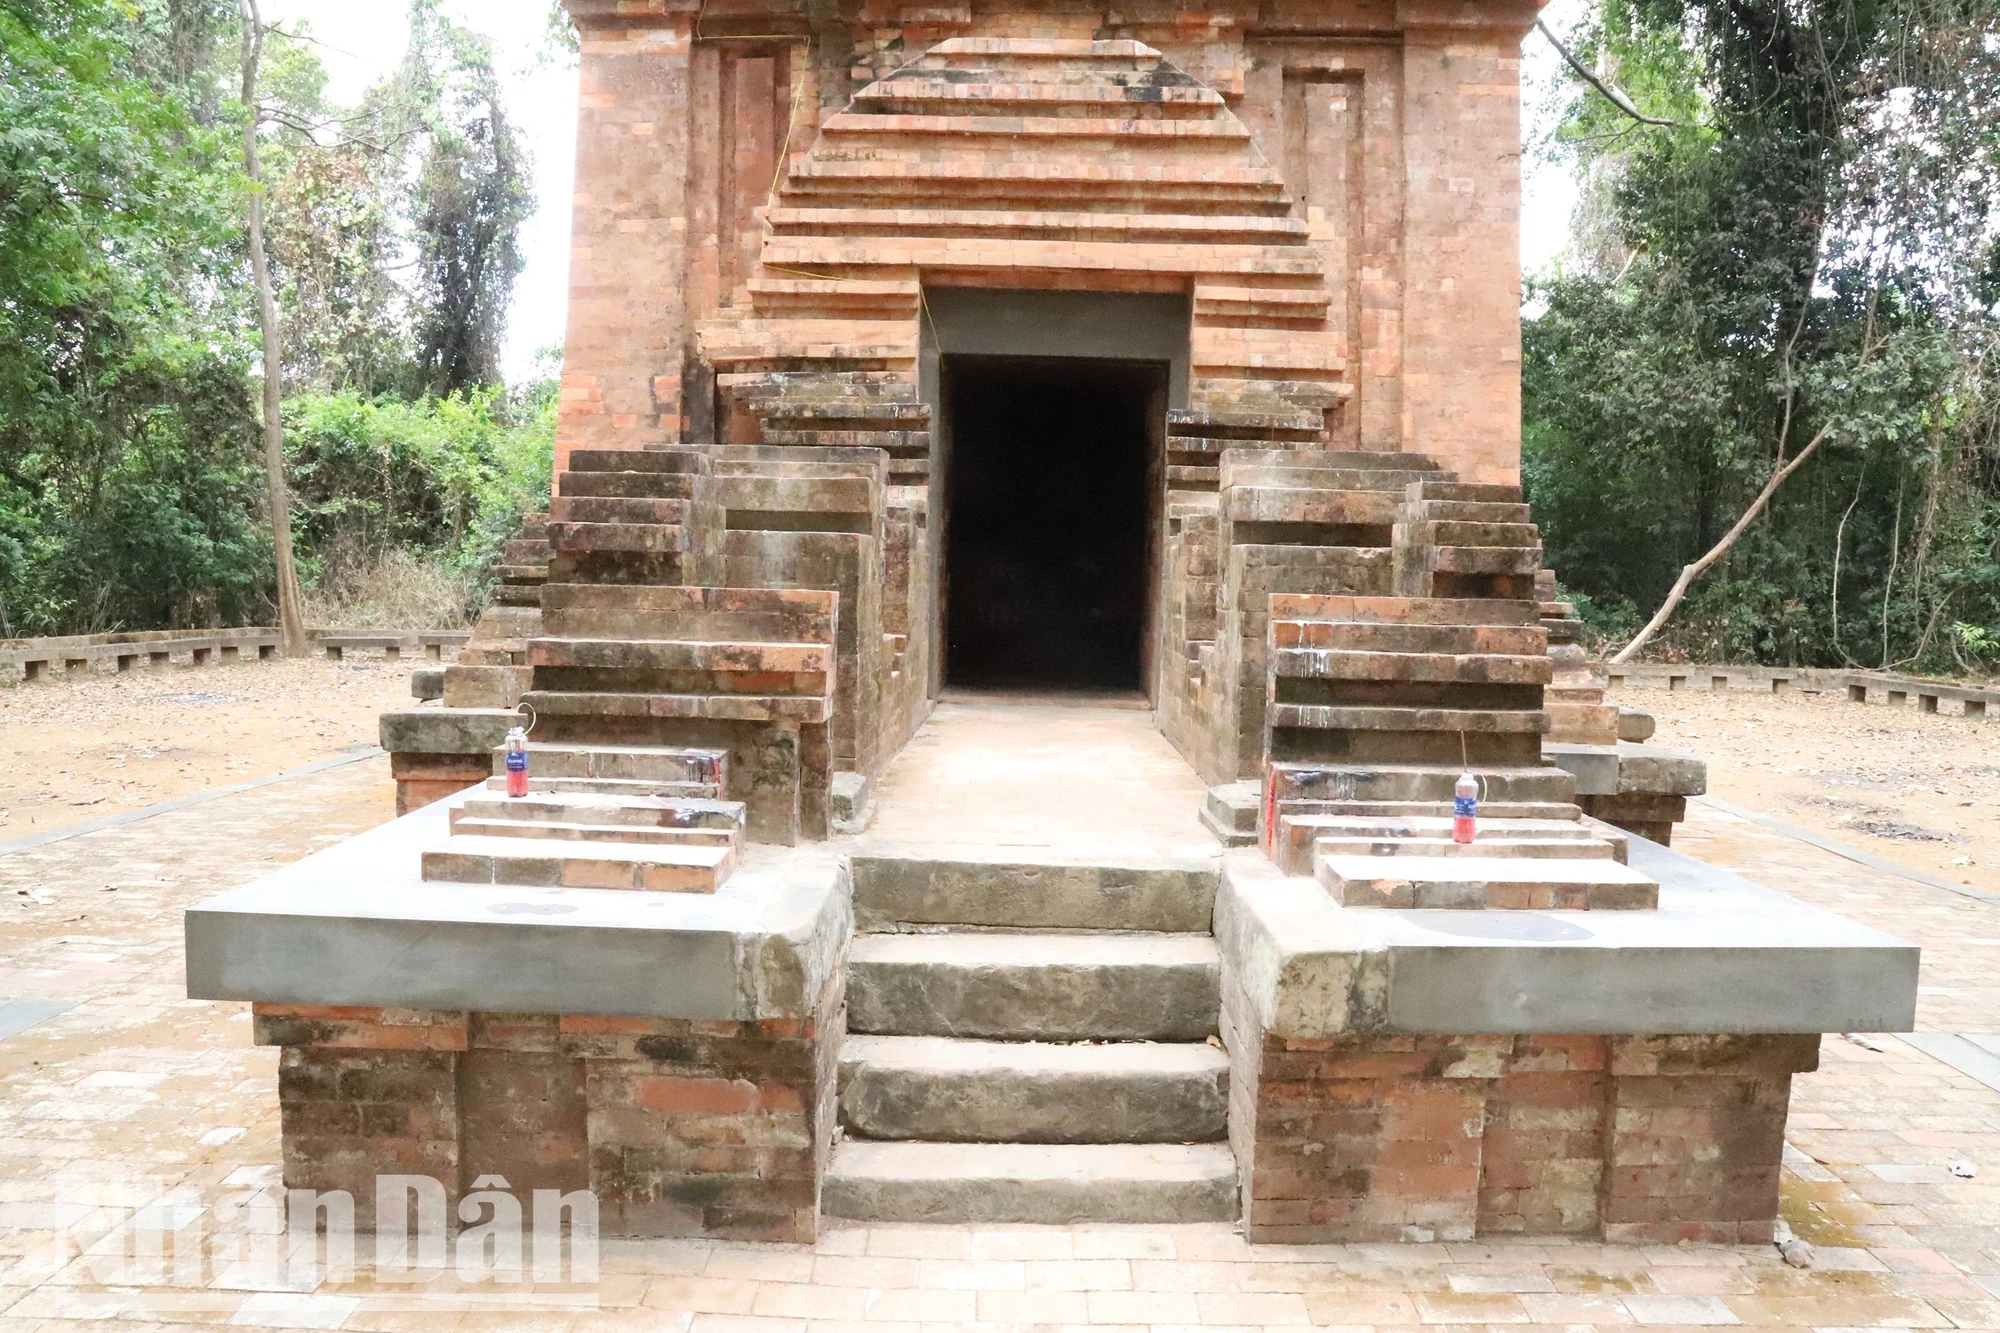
[0,741,1998,1329]
[850,698,1216,857]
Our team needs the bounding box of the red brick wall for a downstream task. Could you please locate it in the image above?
[1224,1006,1819,1244]
[256,986,843,1242]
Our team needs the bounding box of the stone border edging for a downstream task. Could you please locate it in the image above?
[0,746,384,860]
[1694,794,2000,907]
[1609,662,1998,716]
[0,628,473,682]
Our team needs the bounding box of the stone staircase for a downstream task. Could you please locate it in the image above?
[823,850,1238,1224]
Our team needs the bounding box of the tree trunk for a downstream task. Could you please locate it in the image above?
[240,0,308,657]
[1609,424,1832,665]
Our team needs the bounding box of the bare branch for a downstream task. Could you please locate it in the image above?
[1537,20,1683,128]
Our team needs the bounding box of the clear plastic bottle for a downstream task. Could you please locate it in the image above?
[1453,771,1478,844]
[504,725,529,798]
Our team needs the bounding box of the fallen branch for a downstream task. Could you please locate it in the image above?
[1609,423,1832,664]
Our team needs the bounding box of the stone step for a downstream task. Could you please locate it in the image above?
[822,1141,1239,1224]
[848,847,1218,932]
[540,584,836,645]
[1270,621,1547,656]
[1268,762,1576,805]
[1422,499,1533,524]
[527,637,832,674]
[1200,781,1259,847]
[1272,813,1615,874]
[1276,798,1582,826]
[1312,835,1617,861]
[847,932,1219,1040]
[555,470,703,500]
[1265,594,1540,626]
[447,817,740,850]
[1426,545,1544,576]
[824,111,1253,142]
[565,448,709,474]
[1267,703,1549,734]
[1270,648,1552,686]
[482,775,724,799]
[421,835,734,894]
[546,521,694,555]
[1316,852,1659,910]
[1403,520,1542,548]
[1410,481,1522,504]
[461,792,741,826]
[548,495,692,525]
[519,690,832,724]
[488,743,726,784]
[837,1036,1228,1143]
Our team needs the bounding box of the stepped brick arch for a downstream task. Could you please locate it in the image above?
[696,36,1348,494]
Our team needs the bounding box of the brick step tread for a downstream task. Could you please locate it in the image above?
[823,112,1253,140]
[838,1035,1228,1144]
[1268,704,1550,733]
[487,742,727,781]
[1270,648,1553,685]
[460,794,743,830]
[1406,521,1544,546]
[493,565,548,582]
[546,521,694,554]
[564,449,709,474]
[847,931,1219,1042]
[527,637,833,672]
[519,691,833,723]
[549,497,692,523]
[849,847,1218,934]
[1411,481,1523,502]
[1271,811,1601,873]
[554,478,703,504]
[1317,852,1658,904]
[792,159,1282,189]
[1270,623,1547,655]
[445,818,740,848]
[1313,836,1618,860]
[824,1141,1238,1224]
[481,776,725,799]
[767,205,1306,241]
[421,835,733,894]
[859,79,1225,106]
[1279,799,1581,826]
[1421,500,1535,523]
[1223,489,1405,519]
[1268,762,1574,795]
[761,237,1322,279]
[1265,595,1541,625]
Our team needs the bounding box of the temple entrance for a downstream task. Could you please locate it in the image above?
[941,354,1164,692]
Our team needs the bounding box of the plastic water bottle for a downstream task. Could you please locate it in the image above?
[1453,772,1478,844]
[504,725,530,798]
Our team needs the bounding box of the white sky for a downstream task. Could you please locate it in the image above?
[264,0,1584,385]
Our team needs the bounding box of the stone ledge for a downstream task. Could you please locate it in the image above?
[1216,841,1918,1039]
[184,789,850,1021]
[1545,741,1707,798]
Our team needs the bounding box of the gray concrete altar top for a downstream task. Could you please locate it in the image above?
[184,791,850,1020]
[1216,837,1919,1038]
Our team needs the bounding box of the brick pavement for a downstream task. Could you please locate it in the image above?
[1,763,1999,1329]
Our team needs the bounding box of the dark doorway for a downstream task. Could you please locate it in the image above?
[942,354,1162,691]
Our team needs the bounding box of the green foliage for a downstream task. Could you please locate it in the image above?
[1525,0,2000,672]
[0,0,555,636]
[282,376,554,604]
[0,0,266,636]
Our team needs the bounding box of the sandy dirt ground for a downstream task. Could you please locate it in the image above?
[0,655,414,840]
[1620,678,2000,894]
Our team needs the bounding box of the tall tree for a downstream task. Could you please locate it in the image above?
[239,0,308,654]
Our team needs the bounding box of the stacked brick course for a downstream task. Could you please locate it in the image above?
[256,994,844,1241]
[1221,984,1819,1245]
